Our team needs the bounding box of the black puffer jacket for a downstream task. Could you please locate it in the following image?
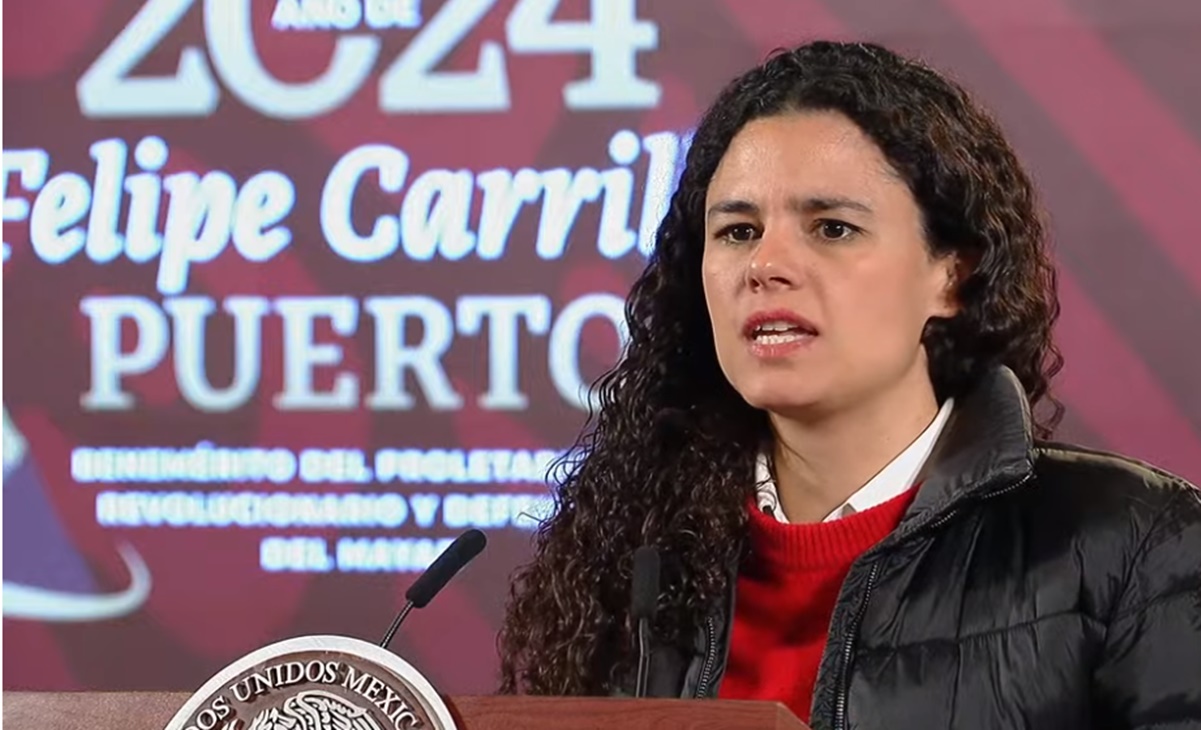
[641,367,1201,729]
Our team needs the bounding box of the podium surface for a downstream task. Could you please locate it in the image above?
[4,691,809,729]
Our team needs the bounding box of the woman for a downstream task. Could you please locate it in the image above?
[499,41,1201,729]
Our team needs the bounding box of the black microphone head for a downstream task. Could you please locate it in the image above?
[630,546,660,621]
[405,529,487,608]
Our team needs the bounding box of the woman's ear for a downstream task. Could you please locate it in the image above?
[931,252,968,319]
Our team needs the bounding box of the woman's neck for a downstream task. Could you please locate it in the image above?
[768,378,941,524]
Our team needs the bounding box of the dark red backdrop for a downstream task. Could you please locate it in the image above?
[4,0,1200,695]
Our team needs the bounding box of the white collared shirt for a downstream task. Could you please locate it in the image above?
[755,398,955,524]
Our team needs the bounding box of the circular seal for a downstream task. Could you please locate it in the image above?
[162,635,458,730]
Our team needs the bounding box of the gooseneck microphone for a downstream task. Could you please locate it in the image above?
[379,529,488,651]
[630,545,661,698]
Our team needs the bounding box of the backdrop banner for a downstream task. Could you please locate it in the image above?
[5,0,1201,694]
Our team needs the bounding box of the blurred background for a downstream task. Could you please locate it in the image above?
[4,0,1200,696]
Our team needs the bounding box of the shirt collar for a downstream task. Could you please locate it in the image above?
[755,398,956,524]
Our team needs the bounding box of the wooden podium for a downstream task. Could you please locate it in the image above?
[4,691,809,729]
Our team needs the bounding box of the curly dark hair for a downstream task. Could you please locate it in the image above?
[498,40,1063,695]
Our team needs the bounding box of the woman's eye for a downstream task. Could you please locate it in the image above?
[816,220,859,241]
[721,224,759,243]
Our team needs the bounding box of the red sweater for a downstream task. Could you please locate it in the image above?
[717,486,918,723]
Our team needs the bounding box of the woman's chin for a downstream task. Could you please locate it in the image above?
[738,384,827,417]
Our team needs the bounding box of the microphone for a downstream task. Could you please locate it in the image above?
[379,529,488,651]
[630,545,660,698]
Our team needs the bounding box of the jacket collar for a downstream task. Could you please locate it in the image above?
[904,366,1036,526]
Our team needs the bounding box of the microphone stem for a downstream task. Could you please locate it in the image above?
[379,600,415,650]
[635,618,651,698]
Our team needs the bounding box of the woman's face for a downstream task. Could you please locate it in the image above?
[702,111,959,419]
